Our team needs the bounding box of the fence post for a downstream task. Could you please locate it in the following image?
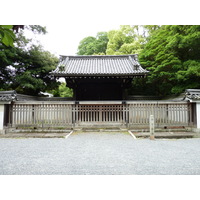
[196,102,200,131]
[150,115,155,140]
[0,104,5,134]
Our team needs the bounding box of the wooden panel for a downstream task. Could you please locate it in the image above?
[11,103,73,128]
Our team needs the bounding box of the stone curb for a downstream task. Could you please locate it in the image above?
[132,132,199,139]
[0,131,199,139]
[0,133,70,138]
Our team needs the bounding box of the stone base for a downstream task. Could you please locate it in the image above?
[150,135,155,140]
[0,129,5,135]
[192,128,200,133]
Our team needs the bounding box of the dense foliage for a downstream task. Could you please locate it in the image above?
[49,82,73,97]
[77,32,108,55]
[77,25,200,96]
[0,25,59,95]
[106,25,146,55]
[138,25,200,96]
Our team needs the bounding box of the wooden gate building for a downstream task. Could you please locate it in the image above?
[52,54,148,100]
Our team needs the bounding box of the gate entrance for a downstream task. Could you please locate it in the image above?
[72,104,128,127]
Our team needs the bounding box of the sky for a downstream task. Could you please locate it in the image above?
[34,24,120,57]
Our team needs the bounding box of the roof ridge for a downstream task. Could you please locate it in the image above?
[60,54,138,59]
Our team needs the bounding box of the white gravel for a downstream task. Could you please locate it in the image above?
[0,132,200,175]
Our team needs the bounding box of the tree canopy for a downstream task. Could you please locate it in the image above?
[106,25,145,55]
[139,25,200,96]
[77,32,108,55]
[0,25,59,95]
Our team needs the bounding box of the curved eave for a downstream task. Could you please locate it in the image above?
[52,72,148,78]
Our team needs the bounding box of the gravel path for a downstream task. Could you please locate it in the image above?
[0,132,200,175]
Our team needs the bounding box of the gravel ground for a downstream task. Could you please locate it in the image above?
[0,132,200,175]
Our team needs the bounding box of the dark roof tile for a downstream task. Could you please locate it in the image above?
[52,54,148,77]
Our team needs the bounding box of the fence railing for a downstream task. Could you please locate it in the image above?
[8,101,193,128]
[128,102,192,127]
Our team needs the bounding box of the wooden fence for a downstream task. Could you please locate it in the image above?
[7,101,193,128]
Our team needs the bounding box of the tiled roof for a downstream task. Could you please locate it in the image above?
[52,54,148,77]
[185,89,200,100]
[0,91,73,102]
[0,91,17,102]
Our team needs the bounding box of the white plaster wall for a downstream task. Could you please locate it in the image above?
[0,105,4,130]
[197,103,200,129]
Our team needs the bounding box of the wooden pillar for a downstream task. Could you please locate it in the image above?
[0,104,5,134]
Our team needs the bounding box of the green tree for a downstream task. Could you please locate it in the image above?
[77,32,108,55]
[139,25,200,96]
[106,25,146,55]
[77,25,160,56]
[49,82,73,97]
[77,36,96,55]
[0,44,18,89]
[0,25,59,95]
[12,45,59,95]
